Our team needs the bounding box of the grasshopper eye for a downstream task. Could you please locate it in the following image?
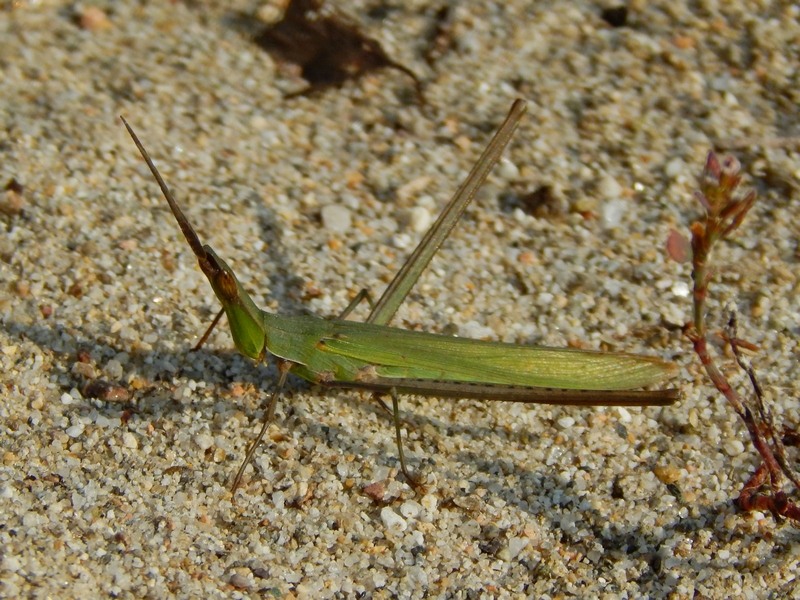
[216,269,238,299]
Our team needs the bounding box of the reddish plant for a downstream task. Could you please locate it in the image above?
[669,152,799,522]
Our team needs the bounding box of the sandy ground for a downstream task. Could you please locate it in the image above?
[1,1,799,597]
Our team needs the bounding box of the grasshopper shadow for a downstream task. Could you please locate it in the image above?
[15,314,795,574]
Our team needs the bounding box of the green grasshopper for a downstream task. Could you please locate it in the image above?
[121,99,678,492]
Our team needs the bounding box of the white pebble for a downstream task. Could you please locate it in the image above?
[600,198,626,229]
[66,424,84,438]
[603,279,622,297]
[122,432,138,449]
[370,571,387,589]
[724,439,745,456]
[664,158,686,179]
[409,206,432,233]
[507,537,529,560]
[671,281,690,298]
[557,416,575,429]
[105,359,123,379]
[250,114,269,130]
[616,406,632,423]
[399,500,422,519]
[22,511,42,528]
[195,433,214,450]
[380,507,407,533]
[598,174,622,199]
[320,204,352,233]
[660,302,685,328]
[392,232,412,250]
[420,494,438,512]
[497,158,520,180]
[2,555,21,573]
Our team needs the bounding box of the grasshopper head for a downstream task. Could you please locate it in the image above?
[122,117,267,363]
[198,245,267,362]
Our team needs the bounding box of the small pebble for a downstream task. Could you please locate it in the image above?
[195,433,214,451]
[320,204,352,233]
[420,494,438,512]
[653,465,681,485]
[557,416,575,429]
[66,424,84,438]
[597,174,622,200]
[664,157,686,179]
[409,206,432,233]
[82,380,130,402]
[600,198,626,228]
[400,500,422,519]
[507,537,529,560]
[497,158,520,180]
[380,507,407,533]
[78,6,112,31]
[724,439,745,457]
[229,572,251,590]
[616,406,632,423]
[363,481,387,502]
[105,359,124,380]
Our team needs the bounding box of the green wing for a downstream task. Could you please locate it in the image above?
[311,319,676,391]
